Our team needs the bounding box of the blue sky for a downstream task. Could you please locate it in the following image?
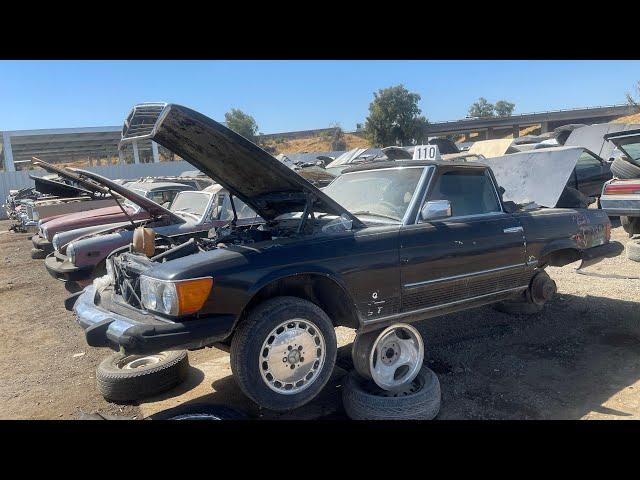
[1,60,639,133]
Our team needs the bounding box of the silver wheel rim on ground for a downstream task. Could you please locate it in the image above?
[118,354,164,370]
[368,324,424,391]
[259,318,326,395]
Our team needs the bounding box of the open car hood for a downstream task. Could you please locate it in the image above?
[565,123,640,160]
[69,169,185,224]
[480,146,585,208]
[119,103,364,225]
[30,174,93,198]
[30,158,110,196]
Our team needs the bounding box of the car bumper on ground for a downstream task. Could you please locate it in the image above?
[580,241,624,269]
[600,196,640,217]
[45,252,92,282]
[31,234,53,253]
[72,285,235,354]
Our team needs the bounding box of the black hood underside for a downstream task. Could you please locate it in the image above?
[120,103,364,226]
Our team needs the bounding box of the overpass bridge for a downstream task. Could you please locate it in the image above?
[425,104,635,139]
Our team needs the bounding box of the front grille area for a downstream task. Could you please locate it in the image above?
[402,268,531,312]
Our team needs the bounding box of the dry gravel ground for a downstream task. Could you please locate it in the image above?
[0,218,639,420]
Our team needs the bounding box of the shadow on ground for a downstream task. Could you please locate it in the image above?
[147,292,640,420]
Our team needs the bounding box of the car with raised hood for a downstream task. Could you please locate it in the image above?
[32,180,195,255]
[46,178,260,289]
[70,103,622,412]
[13,159,118,234]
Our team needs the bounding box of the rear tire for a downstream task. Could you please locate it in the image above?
[96,350,189,402]
[230,296,337,412]
[342,366,441,420]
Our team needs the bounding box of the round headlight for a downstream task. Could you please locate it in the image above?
[66,242,76,265]
[162,286,177,314]
[52,234,61,252]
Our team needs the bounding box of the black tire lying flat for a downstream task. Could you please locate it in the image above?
[230,296,337,412]
[627,240,640,262]
[611,157,640,179]
[96,350,189,402]
[342,366,441,420]
[148,403,248,420]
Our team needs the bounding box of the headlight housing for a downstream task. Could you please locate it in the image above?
[41,225,48,239]
[139,276,213,317]
[52,234,61,252]
[66,242,76,265]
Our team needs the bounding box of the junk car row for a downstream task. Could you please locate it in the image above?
[4,102,633,419]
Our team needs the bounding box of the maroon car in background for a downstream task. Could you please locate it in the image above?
[31,180,195,256]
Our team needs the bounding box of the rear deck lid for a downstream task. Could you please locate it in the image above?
[119,103,364,225]
[603,128,640,163]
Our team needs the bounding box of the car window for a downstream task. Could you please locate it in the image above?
[576,151,602,170]
[148,189,180,205]
[428,170,501,217]
[323,167,424,221]
[218,193,258,220]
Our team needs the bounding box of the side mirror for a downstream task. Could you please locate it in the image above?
[420,200,452,222]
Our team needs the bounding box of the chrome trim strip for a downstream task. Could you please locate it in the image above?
[364,286,528,326]
[503,226,524,233]
[403,263,527,289]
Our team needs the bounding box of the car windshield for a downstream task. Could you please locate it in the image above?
[323,167,425,222]
[122,188,147,210]
[170,191,211,219]
[218,193,258,220]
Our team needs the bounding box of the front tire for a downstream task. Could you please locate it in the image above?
[230,296,337,412]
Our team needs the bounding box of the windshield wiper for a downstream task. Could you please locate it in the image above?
[351,211,401,222]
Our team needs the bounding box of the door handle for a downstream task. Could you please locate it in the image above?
[503,226,523,234]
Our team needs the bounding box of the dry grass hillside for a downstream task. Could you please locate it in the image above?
[612,111,640,124]
[263,133,371,155]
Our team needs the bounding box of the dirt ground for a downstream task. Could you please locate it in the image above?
[1,218,639,420]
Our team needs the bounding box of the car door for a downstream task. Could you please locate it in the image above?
[574,150,610,198]
[399,166,527,314]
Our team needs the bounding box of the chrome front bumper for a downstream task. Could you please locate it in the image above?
[73,284,234,354]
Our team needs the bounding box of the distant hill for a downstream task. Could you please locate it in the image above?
[263,133,371,155]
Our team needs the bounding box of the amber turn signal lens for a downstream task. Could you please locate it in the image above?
[175,278,213,315]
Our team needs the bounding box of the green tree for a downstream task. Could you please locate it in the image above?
[224,108,259,141]
[468,97,495,118]
[364,85,429,147]
[494,100,516,116]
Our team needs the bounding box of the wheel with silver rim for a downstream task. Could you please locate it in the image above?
[259,318,327,395]
[231,296,337,412]
[96,350,189,402]
[352,323,424,391]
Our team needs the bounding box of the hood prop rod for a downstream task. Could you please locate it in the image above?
[297,194,316,235]
[107,187,137,229]
[229,194,238,227]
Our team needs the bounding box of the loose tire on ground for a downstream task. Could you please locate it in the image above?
[230,296,337,412]
[96,350,189,402]
[148,403,248,420]
[611,157,640,179]
[627,240,640,262]
[342,366,441,420]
